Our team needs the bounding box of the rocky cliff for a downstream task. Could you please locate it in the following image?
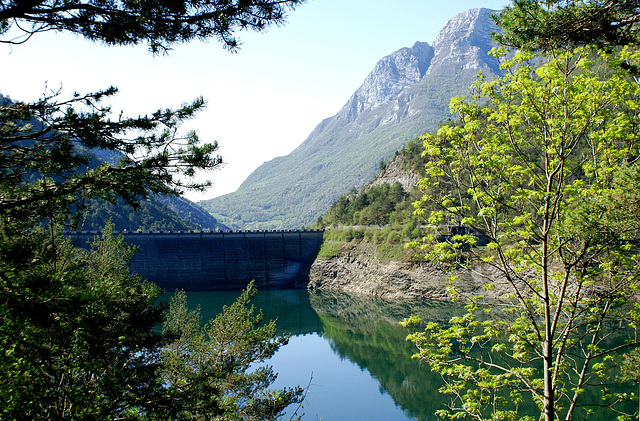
[339,41,434,124]
[427,7,501,77]
[308,241,517,301]
[367,150,423,193]
[200,8,502,230]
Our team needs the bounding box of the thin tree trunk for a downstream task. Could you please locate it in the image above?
[543,340,555,421]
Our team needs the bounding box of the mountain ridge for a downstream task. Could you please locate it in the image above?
[200,8,502,229]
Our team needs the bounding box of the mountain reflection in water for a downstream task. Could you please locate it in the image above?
[182,288,462,421]
[179,288,637,420]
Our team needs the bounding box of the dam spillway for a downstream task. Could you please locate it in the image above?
[72,230,324,291]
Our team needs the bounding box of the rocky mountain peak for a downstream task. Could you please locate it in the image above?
[427,8,500,76]
[338,9,500,125]
[339,41,434,123]
[200,8,504,230]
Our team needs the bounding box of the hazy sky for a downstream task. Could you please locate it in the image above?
[1,0,509,201]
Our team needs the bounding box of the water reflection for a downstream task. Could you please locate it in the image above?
[181,288,637,420]
[180,288,463,420]
[178,288,324,335]
[309,290,465,421]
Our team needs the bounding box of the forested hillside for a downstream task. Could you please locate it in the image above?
[81,195,227,231]
[315,139,427,228]
[312,138,433,261]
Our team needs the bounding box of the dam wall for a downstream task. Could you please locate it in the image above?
[72,230,324,291]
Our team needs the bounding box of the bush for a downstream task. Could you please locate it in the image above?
[317,240,346,259]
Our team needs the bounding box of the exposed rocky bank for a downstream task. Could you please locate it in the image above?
[308,241,515,301]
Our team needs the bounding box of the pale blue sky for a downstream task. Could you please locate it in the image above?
[1,0,509,200]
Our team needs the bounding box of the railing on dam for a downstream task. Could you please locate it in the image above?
[70,230,325,291]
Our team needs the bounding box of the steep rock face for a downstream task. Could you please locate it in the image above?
[200,8,501,230]
[341,42,433,123]
[367,150,422,193]
[427,7,501,77]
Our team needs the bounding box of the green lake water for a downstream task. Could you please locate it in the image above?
[182,288,637,421]
[183,288,460,421]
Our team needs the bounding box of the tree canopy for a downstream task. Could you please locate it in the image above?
[493,0,640,51]
[407,3,640,420]
[0,0,305,53]
[0,85,302,418]
[0,0,307,417]
[0,224,303,419]
[0,90,222,225]
[406,47,640,421]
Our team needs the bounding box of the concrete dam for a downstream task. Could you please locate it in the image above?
[72,230,324,291]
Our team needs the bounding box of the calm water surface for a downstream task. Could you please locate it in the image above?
[183,288,462,421]
[181,288,636,421]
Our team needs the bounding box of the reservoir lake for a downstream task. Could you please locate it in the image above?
[182,288,636,421]
[183,288,459,421]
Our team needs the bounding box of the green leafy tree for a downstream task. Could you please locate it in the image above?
[492,0,640,51]
[405,47,640,421]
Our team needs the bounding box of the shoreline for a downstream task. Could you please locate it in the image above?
[307,241,514,301]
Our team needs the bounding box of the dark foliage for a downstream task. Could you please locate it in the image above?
[0,90,222,226]
[492,0,640,51]
[0,224,302,419]
[0,225,166,419]
[1,0,305,417]
[0,0,305,54]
